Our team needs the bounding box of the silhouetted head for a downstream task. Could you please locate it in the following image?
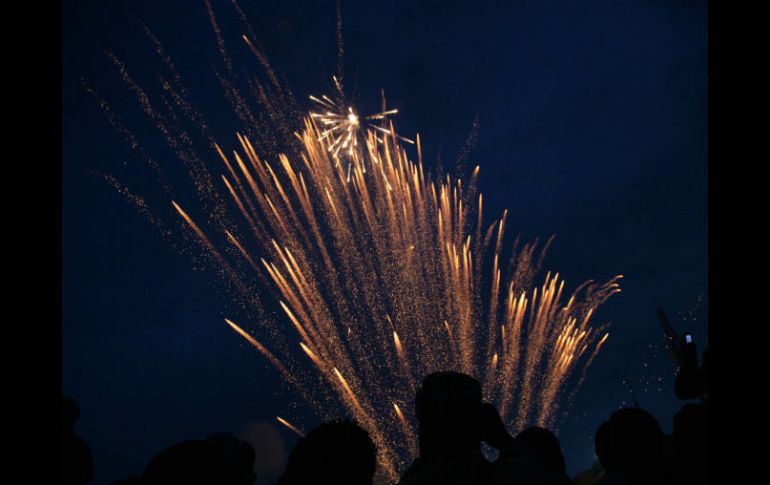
[109,478,145,485]
[511,426,566,474]
[414,371,483,460]
[143,439,229,485]
[278,420,376,485]
[62,396,94,485]
[63,396,80,434]
[673,403,707,451]
[608,408,664,481]
[594,421,616,472]
[206,433,257,485]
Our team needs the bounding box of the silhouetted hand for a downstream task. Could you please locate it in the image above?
[479,402,514,451]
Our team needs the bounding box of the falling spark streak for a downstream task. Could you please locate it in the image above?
[300,342,323,369]
[393,401,417,458]
[393,402,406,422]
[276,416,306,437]
[334,367,361,408]
[393,331,404,359]
[225,319,290,375]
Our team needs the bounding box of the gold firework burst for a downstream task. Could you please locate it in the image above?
[310,76,414,180]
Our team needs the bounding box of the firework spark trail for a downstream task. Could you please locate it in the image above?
[335,0,345,88]
[232,1,282,93]
[203,2,292,156]
[141,23,191,105]
[225,318,301,391]
[81,80,170,193]
[393,401,418,459]
[276,416,306,437]
[105,49,240,238]
[93,11,623,482]
[141,24,224,155]
[171,201,256,305]
[204,0,233,76]
[96,173,173,241]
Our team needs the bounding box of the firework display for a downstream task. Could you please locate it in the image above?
[181,118,619,479]
[88,2,622,480]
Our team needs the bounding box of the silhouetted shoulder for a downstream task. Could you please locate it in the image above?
[277,420,376,485]
[143,439,229,485]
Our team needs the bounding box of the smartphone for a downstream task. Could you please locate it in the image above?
[680,333,698,368]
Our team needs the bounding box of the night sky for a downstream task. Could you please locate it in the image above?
[62,1,707,483]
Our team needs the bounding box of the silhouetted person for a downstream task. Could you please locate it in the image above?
[109,478,145,485]
[594,421,613,473]
[63,396,94,485]
[206,433,257,485]
[674,340,707,401]
[573,421,623,485]
[143,439,229,484]
[700,349,708,396]
[603,408,665,485]
[400,371,491,484]
[277,419,376,485]
[417,372,483,462]
[670,403,707,484]
[498,426,571,485]
[400,371,563,484]
[510,427,567,476]
[592,421,629,485]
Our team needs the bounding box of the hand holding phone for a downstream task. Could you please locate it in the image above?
[680,333,698,369]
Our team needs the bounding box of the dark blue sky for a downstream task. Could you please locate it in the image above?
[62,1,707,483]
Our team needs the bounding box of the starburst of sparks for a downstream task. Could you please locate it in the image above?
[310,76,413,181]
[86,3,623,481]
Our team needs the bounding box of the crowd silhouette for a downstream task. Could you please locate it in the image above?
[63,316,708,485]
